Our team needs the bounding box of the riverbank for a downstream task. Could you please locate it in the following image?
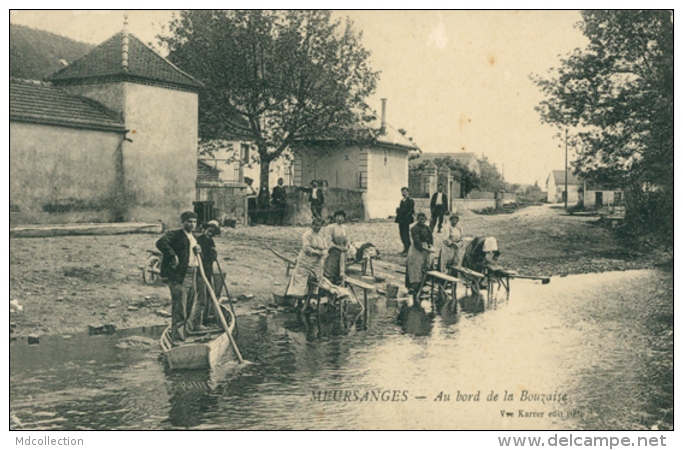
[9,205,670,337]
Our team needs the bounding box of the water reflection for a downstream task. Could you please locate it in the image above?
[10,269,673,430]
[397,304,434,336]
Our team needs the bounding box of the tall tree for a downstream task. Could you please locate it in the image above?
[532,11,673,241]
[476,155,507,193]
[158,10,380,196]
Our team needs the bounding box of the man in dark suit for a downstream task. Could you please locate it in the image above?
[270,177,287,226]
[156,211,202,342]
[395,187,415,255]
[430,183,448,233]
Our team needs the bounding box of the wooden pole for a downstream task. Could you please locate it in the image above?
[196,250,244,364]
[564,128,568,211]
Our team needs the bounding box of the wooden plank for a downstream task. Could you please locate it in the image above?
[450,266,485,279]
[426,271,464,284]
[345,277,375,291]
[268,247,296,265]
[10,222,163,238]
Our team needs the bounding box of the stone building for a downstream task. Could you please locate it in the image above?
[10,23,202,226]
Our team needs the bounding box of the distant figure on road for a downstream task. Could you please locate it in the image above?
[270,177,287,226]
[395,187,415,256]
[244,177,257,226]
[430,183,448,233]
[307,180,325,220]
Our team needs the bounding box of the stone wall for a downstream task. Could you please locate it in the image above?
[283,187,365,225]
[10,122,123,224]
[196,182,247,225]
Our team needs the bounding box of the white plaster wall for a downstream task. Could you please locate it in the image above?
[298,145,362,188]
[366,146,409,219]
[10,121,121,223]
[122,82,198,225]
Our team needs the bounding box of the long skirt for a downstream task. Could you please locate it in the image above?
[285,253,324,298]
[405,245,431,288]
[438,242,465,273]
[323,247,343,284]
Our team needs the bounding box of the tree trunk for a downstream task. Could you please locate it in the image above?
[258,149,272,225]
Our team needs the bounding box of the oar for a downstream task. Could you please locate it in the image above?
[195,249,244,364]
[215,259,238,331]
[509,275,551,284]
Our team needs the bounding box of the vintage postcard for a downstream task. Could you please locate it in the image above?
[8,9,673,442]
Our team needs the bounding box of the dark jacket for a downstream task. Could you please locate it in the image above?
[430,192,448,212]
[395,197,415,224]
[410,223,433,251]
[309,188,324,207]
[156,229,194,284]
[196,234,217,279]
[271,185,287,206]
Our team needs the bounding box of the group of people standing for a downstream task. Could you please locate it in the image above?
[245,177,289,227]
[155,181,493,343]
[245,178,326,226]
[395,185,466,292]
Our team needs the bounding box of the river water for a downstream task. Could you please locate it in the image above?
[10,269,672,430]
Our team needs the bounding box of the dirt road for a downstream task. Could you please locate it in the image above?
[9,205,667,337]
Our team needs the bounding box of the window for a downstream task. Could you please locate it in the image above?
[241,143,250,164]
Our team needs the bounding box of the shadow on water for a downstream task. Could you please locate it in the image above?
[396,303,434,336]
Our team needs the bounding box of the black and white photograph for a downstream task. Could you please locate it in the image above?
[8,8,674,439]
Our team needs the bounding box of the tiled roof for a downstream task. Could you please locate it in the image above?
[551,170,582,185]
[10,80,125,132]
[48,32,203,90]
[10,23,95,81]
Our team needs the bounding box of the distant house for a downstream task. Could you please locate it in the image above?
[584,183,623,207]
[291,101,420,219]
[10,23,202,226]
[546,170,582,204]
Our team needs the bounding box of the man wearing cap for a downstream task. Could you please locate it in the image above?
[156,211,202,342]
[191,220,221,329]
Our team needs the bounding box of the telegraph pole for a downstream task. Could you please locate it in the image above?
[564,128,568,211]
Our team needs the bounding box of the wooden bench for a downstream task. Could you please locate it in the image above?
[416,270,464,312]
[270,246,375,318]
[448,265,486,297]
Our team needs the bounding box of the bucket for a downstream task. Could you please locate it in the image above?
[385,283,399,300]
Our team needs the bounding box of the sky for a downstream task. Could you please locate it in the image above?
[9,10,590,186]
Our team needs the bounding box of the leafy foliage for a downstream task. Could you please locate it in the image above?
[532,11,672,246]
[476,155,507,193]
[158,10,380,192]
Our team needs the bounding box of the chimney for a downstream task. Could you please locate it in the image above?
[380,98,387,133]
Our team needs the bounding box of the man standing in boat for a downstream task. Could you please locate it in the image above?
[156,211,202,343]
[191,220,221,331]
